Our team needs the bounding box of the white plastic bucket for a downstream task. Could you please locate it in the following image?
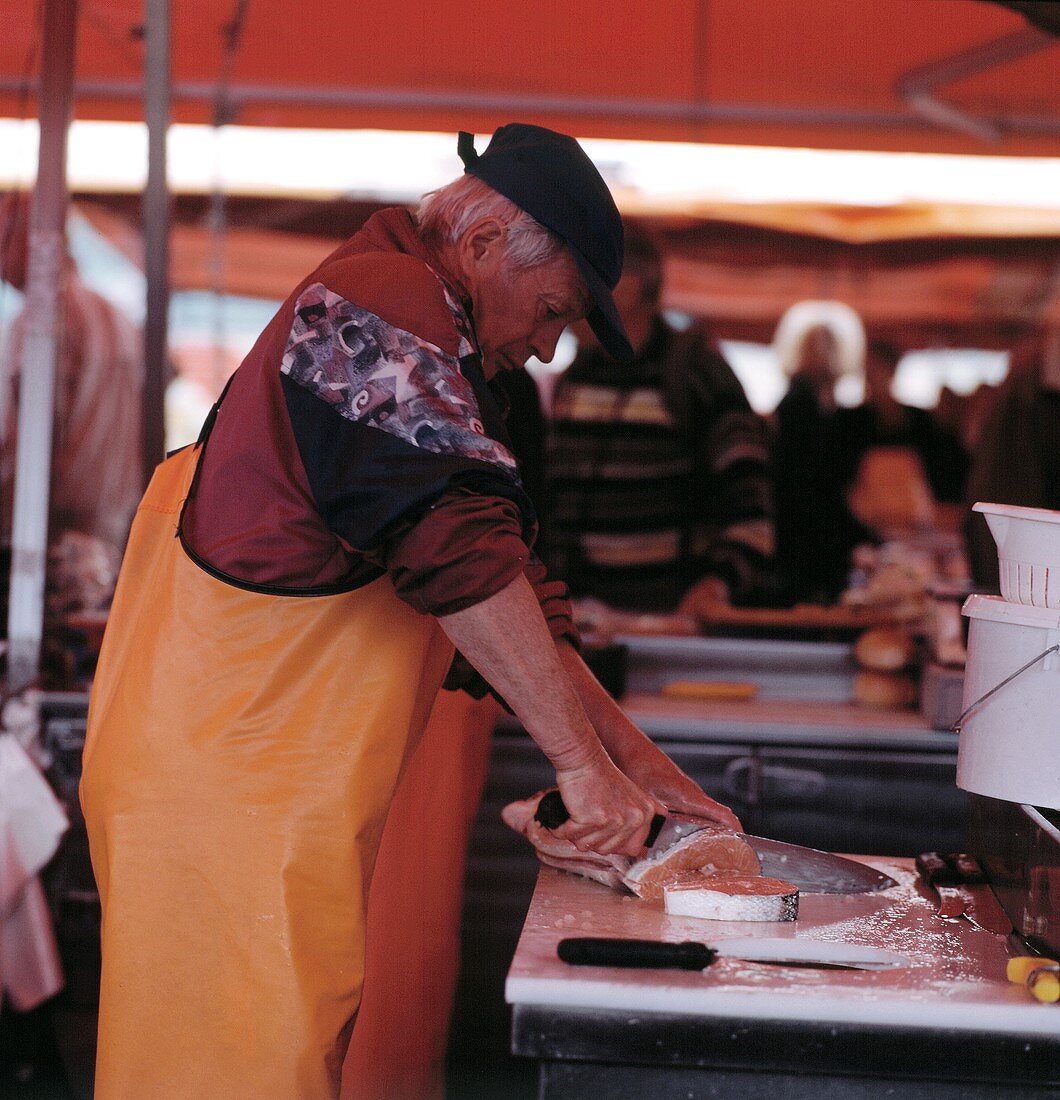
[956,595,1060,810]
[973,502,1060,609]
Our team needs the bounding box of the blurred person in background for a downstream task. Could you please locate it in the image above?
[546,226,774,616]
[833,339,969,538]
[772,311,865,603]
[0,191,145,693]
[0,193,143,560]
[964,325,1060,589]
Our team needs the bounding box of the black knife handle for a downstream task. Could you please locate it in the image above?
[916,851,959,886]
[534,790,570,829]
[947,852,988,884]
[558,937,716,971]
[534,790,666,846]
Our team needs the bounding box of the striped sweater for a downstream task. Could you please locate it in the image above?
[545,320,774,611]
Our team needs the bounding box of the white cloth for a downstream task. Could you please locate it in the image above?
[0,735,69,1010]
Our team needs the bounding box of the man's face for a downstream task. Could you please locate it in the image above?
[471,246,588,378]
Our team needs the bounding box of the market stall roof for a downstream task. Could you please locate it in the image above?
[3,0,1060,156]
[76,196,1060,347]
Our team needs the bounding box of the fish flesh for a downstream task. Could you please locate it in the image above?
[622,828,760,899]
[501,792,631,889]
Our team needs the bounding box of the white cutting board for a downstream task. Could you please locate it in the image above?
[506,860,1059,1037]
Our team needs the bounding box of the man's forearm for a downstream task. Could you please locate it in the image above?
[556,641,655,769]
[557,641,744,830]
[436,575,607,774]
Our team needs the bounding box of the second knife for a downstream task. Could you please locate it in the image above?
[558,936,909,972]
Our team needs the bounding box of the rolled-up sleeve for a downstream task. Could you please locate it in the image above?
[384,490,530,616]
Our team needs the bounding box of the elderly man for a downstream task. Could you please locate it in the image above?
[81,125,738,1098]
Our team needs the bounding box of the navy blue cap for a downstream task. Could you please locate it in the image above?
[457,124,633,361]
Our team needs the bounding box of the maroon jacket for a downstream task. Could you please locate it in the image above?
[182,208,577,673]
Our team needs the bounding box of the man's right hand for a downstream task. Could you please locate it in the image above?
[553,754,661,858]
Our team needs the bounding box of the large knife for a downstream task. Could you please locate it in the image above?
[534,791,896,894]
[558,936,909,972]
[915,851,1012,934]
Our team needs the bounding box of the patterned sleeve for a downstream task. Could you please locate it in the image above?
[281,282,536,610]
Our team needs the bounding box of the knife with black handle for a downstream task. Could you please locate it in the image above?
[557,936,906,971]
[558,937,717,971]
[915,851,1012,933]
[915,851,967,920]
[534,790,897,894]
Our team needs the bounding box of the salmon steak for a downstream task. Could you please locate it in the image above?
[663,871,799,921]
[622,827,760,899]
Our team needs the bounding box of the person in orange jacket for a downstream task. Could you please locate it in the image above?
[80,125,740,1098]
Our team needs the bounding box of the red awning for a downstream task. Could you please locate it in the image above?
[3,0,1060,156]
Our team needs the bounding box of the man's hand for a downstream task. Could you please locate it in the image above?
[620,740,743,832]
[553,752,662,857]
[677,575,730,619]
[437,575,665,858]
[557,642,743,834]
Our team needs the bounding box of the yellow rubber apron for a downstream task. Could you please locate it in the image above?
[81,441,454,1099]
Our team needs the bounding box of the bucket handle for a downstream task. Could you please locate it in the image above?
[952,645,1060,734]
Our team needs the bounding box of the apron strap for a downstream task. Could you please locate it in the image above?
[196,371,239,446]
[175,371,238,538]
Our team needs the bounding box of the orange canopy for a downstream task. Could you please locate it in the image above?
[3,0,1060,156]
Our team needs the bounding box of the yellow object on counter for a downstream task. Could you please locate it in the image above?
[1028,967,1060,1004]
[661,680,758,701]
[1007,956,1060,1003]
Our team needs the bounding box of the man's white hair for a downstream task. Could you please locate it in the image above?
[416,174,565,271]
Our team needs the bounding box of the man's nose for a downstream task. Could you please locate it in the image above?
[530,324,562,364]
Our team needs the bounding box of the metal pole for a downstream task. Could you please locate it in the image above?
[6,0,78,692]
[3,76,1060,137]
[142,0,170,484]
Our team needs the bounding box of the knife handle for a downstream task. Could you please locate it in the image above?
[947,852,988,884]
[558,937,717,971]
[916,851,959,886]
[534,790,666,846]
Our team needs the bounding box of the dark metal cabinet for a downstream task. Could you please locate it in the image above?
[753,746,969,856]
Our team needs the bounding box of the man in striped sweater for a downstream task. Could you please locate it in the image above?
[547,229,775,614]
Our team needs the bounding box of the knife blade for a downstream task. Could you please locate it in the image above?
[558,936,908,972]
[741,834,897,894]
[916,851,969,922]
[956,883,1013,934]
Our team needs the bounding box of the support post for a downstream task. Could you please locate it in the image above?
[6,0,78,692]
[142,0,170,484]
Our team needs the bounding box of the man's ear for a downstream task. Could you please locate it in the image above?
[460,218,506,266]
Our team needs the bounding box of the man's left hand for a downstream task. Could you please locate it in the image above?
[677,576,731,618]
[621,740,742,833]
